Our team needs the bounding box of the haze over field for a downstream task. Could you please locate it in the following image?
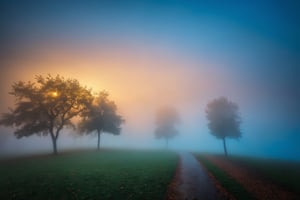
[0,1,299,160]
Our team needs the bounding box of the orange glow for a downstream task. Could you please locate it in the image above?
[0,41,230,133]
[52,92,58,97]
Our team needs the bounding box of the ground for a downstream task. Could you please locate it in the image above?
[1,150,299,200]
[0,149,177,200]
[194,154,300,200]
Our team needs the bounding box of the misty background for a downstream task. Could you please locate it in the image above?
[0,1,299,160]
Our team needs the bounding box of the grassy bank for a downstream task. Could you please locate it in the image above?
[229,156,300,194]
[194,154,254,200]
[0,149,177,200]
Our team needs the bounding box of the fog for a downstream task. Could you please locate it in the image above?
[0,1,299,160]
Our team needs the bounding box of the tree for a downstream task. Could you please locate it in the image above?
[154,106,180,149]
[205,97,241,156]
[0,74,93,154]
[78,91,124,150]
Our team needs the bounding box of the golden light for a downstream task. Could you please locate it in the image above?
[52,91,58,97]
[2,41,224,132]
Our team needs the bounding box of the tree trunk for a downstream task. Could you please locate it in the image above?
[97,130,101,150]
[223,137,228,156]
[51,135,58,155]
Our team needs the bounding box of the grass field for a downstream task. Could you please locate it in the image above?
[0,149,177,200]
[229,155,300,194]
[194,154,254,200]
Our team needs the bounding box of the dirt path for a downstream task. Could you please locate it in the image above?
[206,155,298,200]
[167,152,222,200]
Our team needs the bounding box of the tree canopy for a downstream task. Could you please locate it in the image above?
[0,74,93,154]
[206,97,241,156]
[154,106,180,149]
[78,91,124,150]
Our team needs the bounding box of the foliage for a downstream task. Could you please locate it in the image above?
[78,91,124,149]
[154,106,180,148]
[0,150,177,200]
[0,74,93,154]
[206,97,241,139]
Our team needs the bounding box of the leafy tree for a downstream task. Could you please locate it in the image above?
[205,97,242,156]
[78,91,124,150]
[154,106,180,149]
[0,74,93,154]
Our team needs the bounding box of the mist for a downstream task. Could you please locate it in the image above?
[0,0,299,161]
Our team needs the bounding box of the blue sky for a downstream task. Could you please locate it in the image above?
[0,0,299,160]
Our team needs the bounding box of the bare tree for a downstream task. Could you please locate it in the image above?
[154,106,180,149]
[0,74,93,154]
[206,97,241,156]
[78,91,124,150]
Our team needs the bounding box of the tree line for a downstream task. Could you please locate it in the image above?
[0,74,241,156]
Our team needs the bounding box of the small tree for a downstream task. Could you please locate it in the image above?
[78,91,124,150]
[0,74,93,154]
[154,106,180,149]
[205,97,241,156]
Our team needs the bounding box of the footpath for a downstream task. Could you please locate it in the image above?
[167,152,221,200]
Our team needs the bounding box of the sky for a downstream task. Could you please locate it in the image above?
[0,0,299,160]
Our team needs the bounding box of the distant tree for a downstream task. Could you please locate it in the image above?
[205,97,242,156]
[0,74,93,154]
[154,106,180,149]
[78,91,124,150]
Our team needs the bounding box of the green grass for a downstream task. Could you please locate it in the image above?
[229,156,300,194]
[194,154,255,200]
[0,149,177,200]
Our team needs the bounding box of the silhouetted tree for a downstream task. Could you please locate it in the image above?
[78,91,124,150]
[155,106,180,149]
[205,97,241,156]
[0,74,93,154]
